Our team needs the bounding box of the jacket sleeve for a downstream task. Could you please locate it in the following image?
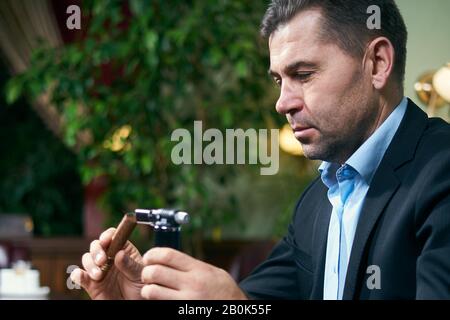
[238,221,302,299]
[415,143,450,299]
[238,179,320,299]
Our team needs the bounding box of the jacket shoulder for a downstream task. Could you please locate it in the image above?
[421,117,450,150]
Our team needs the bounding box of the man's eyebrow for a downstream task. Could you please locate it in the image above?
[268,60,318,77]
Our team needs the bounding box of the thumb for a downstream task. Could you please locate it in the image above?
[115,250,143,282]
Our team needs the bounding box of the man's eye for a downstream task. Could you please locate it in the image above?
[294,72,313,82]
[273,78,282,86]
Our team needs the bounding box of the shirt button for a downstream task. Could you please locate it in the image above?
[333,266,337,274]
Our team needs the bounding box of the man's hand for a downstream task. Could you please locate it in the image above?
[70,228,144,300]
[140,247,248,300]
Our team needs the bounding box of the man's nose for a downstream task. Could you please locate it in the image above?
[275,83,304,115]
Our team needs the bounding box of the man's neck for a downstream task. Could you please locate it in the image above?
[336,92,404,165]
[368,93,403,139]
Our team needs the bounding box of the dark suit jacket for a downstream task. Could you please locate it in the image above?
[239,99,450,299]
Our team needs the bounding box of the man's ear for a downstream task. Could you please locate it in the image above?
[364,37,395,90]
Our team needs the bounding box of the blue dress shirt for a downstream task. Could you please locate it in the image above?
[320,97,408,300]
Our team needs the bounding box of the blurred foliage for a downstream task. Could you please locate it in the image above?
[0,69,83,236]
[6,0,282,248]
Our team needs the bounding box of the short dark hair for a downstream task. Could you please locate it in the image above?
[261,0,408,84]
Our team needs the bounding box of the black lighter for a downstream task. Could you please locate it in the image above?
[134,208,190,250]
[99,208,190,277]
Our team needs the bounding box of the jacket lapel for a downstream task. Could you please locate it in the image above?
[310,186,332,299]
[342,99,428,299]
[342,162,399,299]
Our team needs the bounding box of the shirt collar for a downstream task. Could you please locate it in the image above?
[319,97,408,185]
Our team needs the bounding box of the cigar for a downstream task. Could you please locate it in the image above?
[99,212,137,278]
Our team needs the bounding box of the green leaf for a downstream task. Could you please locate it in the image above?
[130,0,150,17]
[140,154,153,174]
[221,108,233,127]
[235,60,248,78]
[144,31,158,52]
[5,77,24,104]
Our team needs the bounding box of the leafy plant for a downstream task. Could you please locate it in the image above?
[6,0,281,252]
[0,81,83,236]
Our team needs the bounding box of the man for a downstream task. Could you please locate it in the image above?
[71,0,450,299]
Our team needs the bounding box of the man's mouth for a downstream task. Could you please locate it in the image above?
[292,126,315,140]
[292,126,312,132]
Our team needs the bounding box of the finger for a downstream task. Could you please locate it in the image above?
[141,264,183,290]
[90,240,106,267]
[99,227,116,248]
[100,228,136,259]
[141,284,180,300]
[82,252,103,281]
[70,267,93,290]
[142,247,196,272]
[114,250,143,282]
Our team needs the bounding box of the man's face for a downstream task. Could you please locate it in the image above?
[269,10,378,163]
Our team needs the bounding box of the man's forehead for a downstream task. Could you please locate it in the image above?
[268,9,324,50]
[268,9,325,71]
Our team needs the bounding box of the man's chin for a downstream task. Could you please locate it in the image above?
[300,144,328,161]
[300,144,318,160]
